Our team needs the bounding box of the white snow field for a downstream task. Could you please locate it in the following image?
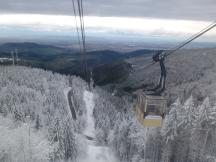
[79,90,118,162]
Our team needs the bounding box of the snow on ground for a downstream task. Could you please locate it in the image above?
[79,144,117,162]
[83,90,95,138]
[79,90,118,162]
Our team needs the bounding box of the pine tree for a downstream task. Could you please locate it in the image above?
[178,96,196,129]
[194,97,211,128]
[209,101,216,127]
[161,98,180,142]
[189,97,212,162]
[161,98,181,162]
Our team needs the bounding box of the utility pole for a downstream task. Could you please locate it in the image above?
[11,51,15,65]
[15,48,18,65]
[89,69,95,91]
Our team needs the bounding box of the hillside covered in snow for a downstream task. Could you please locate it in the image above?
[0,66,216,162]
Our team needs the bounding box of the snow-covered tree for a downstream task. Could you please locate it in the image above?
[0,115,55,162]
[178,96,197,129]
[161,98,181,142]
[0,66,88,161]
[161,98,181,162]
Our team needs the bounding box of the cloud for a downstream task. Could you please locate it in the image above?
[0,14,215,41]
[0,0,215,21]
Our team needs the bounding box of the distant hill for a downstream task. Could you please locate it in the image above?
[1,42,59,49]
[124,49,156,58]
[0,42,71,61]
[0,42,155,63]
[0,42,156,85]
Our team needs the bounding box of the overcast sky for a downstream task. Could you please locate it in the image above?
[0,0,215,42]
[1,0,216,20]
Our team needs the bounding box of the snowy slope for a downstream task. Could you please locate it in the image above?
[79,90,118,162]
[1,65,216,162]
[0,66,119,162]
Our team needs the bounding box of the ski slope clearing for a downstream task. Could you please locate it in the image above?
[79,90,118,162]
[79,145,117,162]
[83,90,96,138]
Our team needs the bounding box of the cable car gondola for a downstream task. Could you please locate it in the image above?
[135,50,167,127]
[134,22,216,127]
[135,93,166,127]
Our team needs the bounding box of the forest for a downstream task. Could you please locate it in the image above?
[0,65,216,162]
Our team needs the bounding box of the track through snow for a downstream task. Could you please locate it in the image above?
[64,87,76,120]
[78,90,118,162]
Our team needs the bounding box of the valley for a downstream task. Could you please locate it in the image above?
[0,42,155,85]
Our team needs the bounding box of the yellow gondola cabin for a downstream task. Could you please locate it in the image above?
[135,93,166,127]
